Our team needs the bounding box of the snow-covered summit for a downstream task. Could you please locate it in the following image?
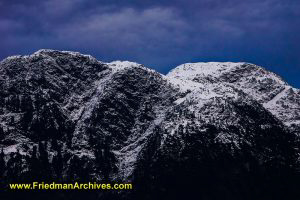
[32,49,97,59]
[167,61,299,128]
[167,62,286,86]
[107,60,142,72]
[167,62,246,79]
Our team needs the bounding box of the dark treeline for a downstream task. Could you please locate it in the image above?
[0,138,120,200]
[131,122,300,200]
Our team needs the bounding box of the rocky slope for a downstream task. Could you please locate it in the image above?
[167,62,300,129]
[0,50,299,200]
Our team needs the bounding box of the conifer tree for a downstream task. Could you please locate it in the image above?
[38,141,51,180]
[6,150,22,182]
[0,148,5,177]
[53,144,63,179]
[28,145,40,180]
[0,126,4,140]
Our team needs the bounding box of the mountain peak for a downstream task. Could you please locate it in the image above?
[33,49,56,54]
[167,62,249,79]
[32,49,99,61]
[108,60,142,71]
[167,61,300,128]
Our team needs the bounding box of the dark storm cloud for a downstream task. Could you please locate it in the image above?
[0,0,300,87]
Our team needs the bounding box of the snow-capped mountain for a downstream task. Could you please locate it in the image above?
[0,50,299,200]
[167,62,300,129]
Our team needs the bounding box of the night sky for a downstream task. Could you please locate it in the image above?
[1,0,299,87]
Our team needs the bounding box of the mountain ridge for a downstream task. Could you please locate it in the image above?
[0,49,299,200]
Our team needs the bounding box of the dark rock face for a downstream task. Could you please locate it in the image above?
[0,50,299,200]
